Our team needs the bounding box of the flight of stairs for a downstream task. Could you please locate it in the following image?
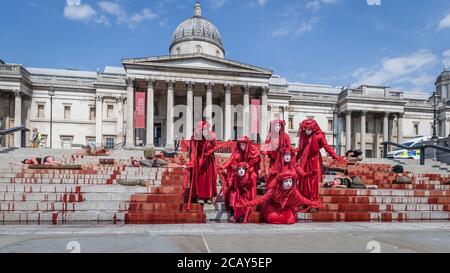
[0,148,448,224]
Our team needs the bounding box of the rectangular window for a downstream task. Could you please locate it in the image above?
[64,106,71,120]
[413,123,419,136]
[86,137,96,147]
[328,120,333,132]
[37,105,45,118]
[89,107,96,121]
[60,136,73,149]
[288,116,294,130]
[107,105,114,118]
[105,136,115,149]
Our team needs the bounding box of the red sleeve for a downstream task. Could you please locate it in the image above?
[246,190,272,207]
[292,190,321,207]
[221,153,239,170]
[318,134,340,161]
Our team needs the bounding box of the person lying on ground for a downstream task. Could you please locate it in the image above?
[323,174,378,189]
[21,156,61,166]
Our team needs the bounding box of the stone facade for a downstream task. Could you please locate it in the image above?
[1,3,449,157]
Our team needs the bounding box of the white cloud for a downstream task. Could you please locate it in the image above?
[306,0,339,12]
[443,49,450,67]
[99,1,126,21]
[64,0,158,27]
[258,0,268,6]
[209,0,226,10]
[353,49,438,90]
[64,0,96,21]
[130,8,158,24]
[271,16,319,37]
[438,14,450,31]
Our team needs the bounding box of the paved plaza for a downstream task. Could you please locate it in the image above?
[0,222,449,253]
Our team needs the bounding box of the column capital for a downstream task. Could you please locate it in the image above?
[116,96,125,103]
[205,81,214,91]
[397,112,405,118]
[242,84,250,94]
[126,77,135,88]
[14,89,21,97]
[166,79,175,89]
[96,95,104,102]
[185,81,195,89]
[361,110,367,115]
[146,78,156,88]
[346,110,353,115]
[224,82,233,93]
[261,86,269,94]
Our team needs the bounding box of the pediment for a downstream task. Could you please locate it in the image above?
[122,54,272,76]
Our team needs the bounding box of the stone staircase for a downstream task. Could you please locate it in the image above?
[0,148,448,224]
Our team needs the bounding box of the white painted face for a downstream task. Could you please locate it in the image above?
[283,153,292,163]
[305,129,313,136]
[237,167,246,177]
[274,123,281,133]
[202,128,210,138]
[239,143,247,151]
[282,178,293,190]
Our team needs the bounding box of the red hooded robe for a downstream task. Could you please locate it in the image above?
[225,162,255,223]
[221,136,260,198]
[262,120,291,171]
[185,121,218,204]
[239,170,321,224]
[296,119,345,203]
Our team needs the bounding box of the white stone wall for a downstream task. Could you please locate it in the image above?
[170,41,224,58]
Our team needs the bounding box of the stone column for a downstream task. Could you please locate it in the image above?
[383,112,389,143]
[95,95,103,147]
[205,82,213,125]
[346,111,352,151]
[224,83,233,141]
[116,96,124,145]
[146,78,155,147]
[125,78,135,147]
[283,106,289,123]
[166,80,175,149]
[14,90,22,148]
[397,113,404,144]
[260,86,269,143]
[243,84,250,137]
[186,81,195,139]
[360,111,366,157]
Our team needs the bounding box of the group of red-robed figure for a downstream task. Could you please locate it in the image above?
[183,119,346,225]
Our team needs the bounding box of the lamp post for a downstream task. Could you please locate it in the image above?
[429,91,441,140]
[48,86,55,148]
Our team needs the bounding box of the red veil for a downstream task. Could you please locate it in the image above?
[296,119,344,202]
[262,120,291,170]
[184,121,218,209]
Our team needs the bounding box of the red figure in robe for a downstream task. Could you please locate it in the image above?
[185,121,218,206]
[223,162,256,223]
[220,136,261,199]
[296,119,346,205]
[266,146,310,189]
[237,170,321,225]
[262,120,291,171]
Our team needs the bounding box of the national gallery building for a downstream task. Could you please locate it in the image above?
[1,3,449,158]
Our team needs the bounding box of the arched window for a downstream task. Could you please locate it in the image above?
[176,47,181,55]
[216,50,220,57]
[196,45,202,54]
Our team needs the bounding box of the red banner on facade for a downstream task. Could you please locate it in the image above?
[134,92,146,129]
[250,99,260,134]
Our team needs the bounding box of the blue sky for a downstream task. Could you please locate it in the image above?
[1,0,449,92]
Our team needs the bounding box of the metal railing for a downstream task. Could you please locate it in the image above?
[381,141,450,165]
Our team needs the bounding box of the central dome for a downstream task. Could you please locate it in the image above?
[170,2,225,58]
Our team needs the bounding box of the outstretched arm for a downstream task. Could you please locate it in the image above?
[318,134,346,164]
